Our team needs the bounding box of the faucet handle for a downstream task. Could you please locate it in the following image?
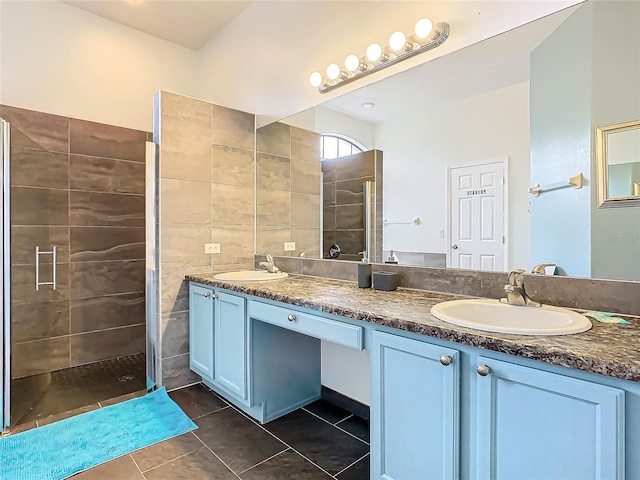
[507,269,526,286]
[265,253,274,264]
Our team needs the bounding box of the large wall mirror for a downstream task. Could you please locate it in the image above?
[256,0,640,282]
[596,119,640,208]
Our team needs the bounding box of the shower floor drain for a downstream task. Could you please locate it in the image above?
[119,374,135,382]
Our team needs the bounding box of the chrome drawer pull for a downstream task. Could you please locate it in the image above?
[287,314,296,322]
[440,355,452,366]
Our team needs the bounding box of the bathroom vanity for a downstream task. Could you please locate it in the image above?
[186,273,640,480]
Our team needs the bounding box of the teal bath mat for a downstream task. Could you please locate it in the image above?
[0,387,196,480]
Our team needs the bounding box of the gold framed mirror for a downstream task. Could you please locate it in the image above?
[596,119,640,208]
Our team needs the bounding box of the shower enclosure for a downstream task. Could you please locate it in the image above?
[0,106,149,432]
[321,149,383,262]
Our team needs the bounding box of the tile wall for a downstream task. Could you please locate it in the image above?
[258,255,640,316]
[1,105,147,379]
[322,150,383,262]
[255,122,321,258]
[155,91,256,389]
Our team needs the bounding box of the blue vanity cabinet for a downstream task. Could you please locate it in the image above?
[213,291,248,402]
[371,330,461,480]
[473,356,625,480]
[188,283,249,406]
[188,284,215,380]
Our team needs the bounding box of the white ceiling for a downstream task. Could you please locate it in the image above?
[62,0,251,50]
[60,0,584,122]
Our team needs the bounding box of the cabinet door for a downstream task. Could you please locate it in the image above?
[371,331,460,480]
[214,291,248,401]
[189,284,215,381]
[474,356,625,480]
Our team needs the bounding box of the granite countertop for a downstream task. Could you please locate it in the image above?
[185,273,640,383]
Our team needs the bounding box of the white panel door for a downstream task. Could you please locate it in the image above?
[449,161,505,271]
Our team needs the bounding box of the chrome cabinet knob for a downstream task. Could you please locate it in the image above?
[287,314,296,322]
[203,292,210,298]
[452,245,459,250]
[440,355,452,366]
[477,364,490,376]
[211,293,218,300]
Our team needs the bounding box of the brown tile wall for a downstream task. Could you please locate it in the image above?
[322,150,383,263]
[259,255,640,316]
[156,91,256,389]
[255,122,321,259]
[1,105,147,379]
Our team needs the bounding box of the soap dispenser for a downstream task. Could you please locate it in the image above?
[358,251,372,288]
[385,250,399,264]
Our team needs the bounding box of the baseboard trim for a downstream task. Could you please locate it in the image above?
[321,386,370,421]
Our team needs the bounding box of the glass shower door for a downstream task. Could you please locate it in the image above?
[1,117,10,432]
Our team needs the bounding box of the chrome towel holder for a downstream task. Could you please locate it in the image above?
[529,173,583,197]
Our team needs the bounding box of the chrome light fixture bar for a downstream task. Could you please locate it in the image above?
[310,19,450,94]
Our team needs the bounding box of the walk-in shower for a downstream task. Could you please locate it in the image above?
[0,106,149,431]
[321,149,383,263]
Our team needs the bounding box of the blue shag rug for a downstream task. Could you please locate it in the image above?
[0,387,196,480]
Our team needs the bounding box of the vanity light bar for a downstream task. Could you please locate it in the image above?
[310,19,450,94]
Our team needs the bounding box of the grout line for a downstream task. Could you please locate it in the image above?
[165,380,201,392]
[333,414,353,426]
[236,447,292,475]
[223,402,337,478]
[129,454,145,476]
[300,406,349,427]
[191,433,243,479]
[334,452,370,478]
[140,445,209,475]
[302,409,369,445]
[189,404,230,421]
[335,422,371,445]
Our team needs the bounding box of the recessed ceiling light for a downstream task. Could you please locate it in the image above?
[362,102,375,109]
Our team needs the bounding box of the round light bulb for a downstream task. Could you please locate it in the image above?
[344,54,360,72]
[389,31,407,51]
[415,18,433,39]
[326,63,341,80]
[309,71,323,88]
[366,43,383,62]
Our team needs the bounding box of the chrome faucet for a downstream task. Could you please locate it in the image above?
[501,269,541,307]
[531,263,556,275]
[259,254,281,273]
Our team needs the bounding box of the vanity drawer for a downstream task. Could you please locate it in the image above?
[248,300,363,350]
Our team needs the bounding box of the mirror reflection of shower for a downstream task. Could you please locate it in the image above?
[321,149,383,262]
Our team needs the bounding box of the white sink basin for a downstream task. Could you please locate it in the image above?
[430,298,592,335]
[213,270,289,281]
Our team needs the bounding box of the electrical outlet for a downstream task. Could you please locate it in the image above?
[284,241,296,252]
[205,243,221,254]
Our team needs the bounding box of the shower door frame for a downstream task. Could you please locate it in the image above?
[1,118,11,433]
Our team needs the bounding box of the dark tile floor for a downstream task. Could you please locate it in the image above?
[74,383,371,479]
[10,353,146,426]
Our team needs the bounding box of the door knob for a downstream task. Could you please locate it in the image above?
[452,245,459,250]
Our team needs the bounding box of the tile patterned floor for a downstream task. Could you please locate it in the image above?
[73,383,371,479]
